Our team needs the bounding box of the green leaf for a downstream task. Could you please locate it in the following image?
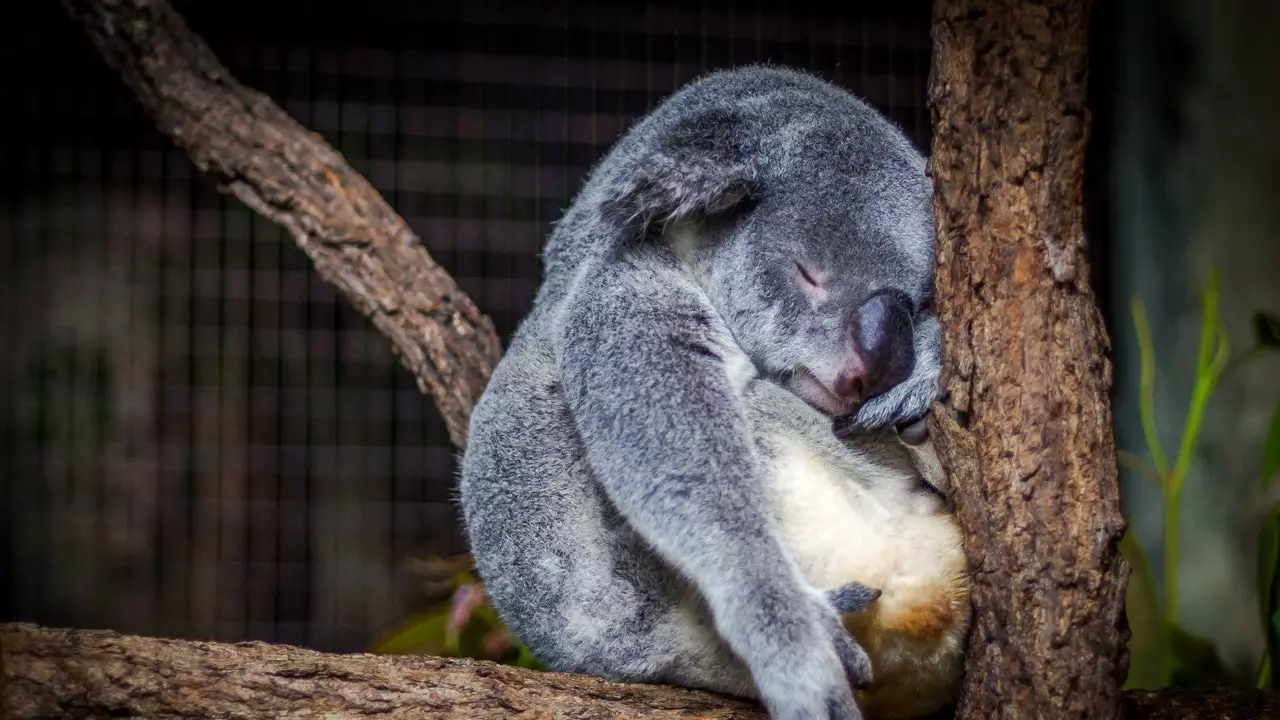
[1259,514,1280,624]
[1264,403,1280,489]
[370,608,451,656]
[1121,528,1166,690]
[1256,311,1280,350]
[1167,623,1232,687]
[1132,296,1169,477]
[1258,512,1280,688]
[515,645,545,670]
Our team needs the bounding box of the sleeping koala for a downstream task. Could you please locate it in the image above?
[458,64,968,720]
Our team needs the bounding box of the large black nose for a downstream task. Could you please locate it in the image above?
[832,291,916,403]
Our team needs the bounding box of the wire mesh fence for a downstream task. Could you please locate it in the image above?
[0,0,934,654]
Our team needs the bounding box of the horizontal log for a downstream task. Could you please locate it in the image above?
[3,623,1279,719]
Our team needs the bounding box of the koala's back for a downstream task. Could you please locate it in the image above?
[459,306,751,691]
[460,311,640,662]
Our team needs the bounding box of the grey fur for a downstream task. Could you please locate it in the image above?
[458,65,942,720]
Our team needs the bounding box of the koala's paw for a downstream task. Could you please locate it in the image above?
[826,581,882,615]
[756,650,867,720]
[832,375,942,439]
[748,588,871,720]
[851,372,941,432]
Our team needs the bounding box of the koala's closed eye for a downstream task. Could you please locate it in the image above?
[794,261,825,290]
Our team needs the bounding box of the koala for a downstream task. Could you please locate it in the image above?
[458,64,967,720]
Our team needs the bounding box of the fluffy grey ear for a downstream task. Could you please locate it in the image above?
[600,107,760,240]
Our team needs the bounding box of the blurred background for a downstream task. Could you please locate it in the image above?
[1,0,1277,692]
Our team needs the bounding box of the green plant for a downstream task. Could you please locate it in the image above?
[1120,269,1280,688]
[370,554,543,670]
[1253,310,1280,689]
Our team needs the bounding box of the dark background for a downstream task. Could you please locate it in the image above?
[1,0,949,654]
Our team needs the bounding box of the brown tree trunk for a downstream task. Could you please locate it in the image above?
[58,0,503,449]
[928,1,1130,719]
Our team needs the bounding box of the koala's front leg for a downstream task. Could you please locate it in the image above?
[841,310,943,434]
[561,258,870,720]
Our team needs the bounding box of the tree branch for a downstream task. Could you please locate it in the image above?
[0,623,761,719]
[59,0,504,448]
[3,624,1279,719]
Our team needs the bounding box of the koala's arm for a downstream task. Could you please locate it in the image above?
[559,254,869,718]
[846,309,943,431]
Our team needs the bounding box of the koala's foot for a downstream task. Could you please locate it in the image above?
[743,585,871,720]
[892,390,959,446]
[849,377,939,433]
[826,581,882,614]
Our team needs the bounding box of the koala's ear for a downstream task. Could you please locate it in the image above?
[600,108,760,240]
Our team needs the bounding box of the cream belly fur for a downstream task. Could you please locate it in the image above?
[766,434,969,719]
[661,376,970,718]
[740,376,970,720]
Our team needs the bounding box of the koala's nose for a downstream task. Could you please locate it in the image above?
[833,291,916,403]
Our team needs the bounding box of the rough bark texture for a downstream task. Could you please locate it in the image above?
[0,624,760,719]
[60,0,503,448]
[3,624,1278,719]
[928,1,1130,719]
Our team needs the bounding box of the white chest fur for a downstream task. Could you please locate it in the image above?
[755,400,970,720]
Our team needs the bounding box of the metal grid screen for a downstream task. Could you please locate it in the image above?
[0,0,934,653]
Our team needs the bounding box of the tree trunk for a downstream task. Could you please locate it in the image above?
[928,1,1130,719]
[58,0,503,449]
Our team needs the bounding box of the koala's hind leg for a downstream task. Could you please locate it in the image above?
[460,383,756,697]
[489,517,759,699]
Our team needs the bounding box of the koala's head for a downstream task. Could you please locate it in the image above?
[699,139,933,419]
[596,66,935,419]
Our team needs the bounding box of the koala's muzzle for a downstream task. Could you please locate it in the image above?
[833,290,916,405]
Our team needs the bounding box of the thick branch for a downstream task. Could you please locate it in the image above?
[928,0,1129,719]
[1,624,759,720]
[60,0,504,448]
[3,624,1278,719]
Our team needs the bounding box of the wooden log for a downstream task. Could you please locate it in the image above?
[4,624,1280,719]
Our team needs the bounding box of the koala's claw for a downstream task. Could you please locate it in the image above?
[938,390,963,424]
[826,581,882,614]
[832,629,875,690]
[752,584,873,720]
[892,389,965,446]
[895,414,930,446]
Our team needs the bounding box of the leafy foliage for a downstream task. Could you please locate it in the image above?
[1121,271,1280,689]
[370,554,543,670]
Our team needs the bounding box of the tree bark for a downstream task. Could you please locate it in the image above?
[928,1,1130,719]
[0,623,760,720]
[59,0,503,449]
[3,623,1278,719]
